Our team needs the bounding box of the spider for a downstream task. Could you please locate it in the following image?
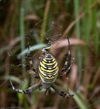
[10,37,74,98]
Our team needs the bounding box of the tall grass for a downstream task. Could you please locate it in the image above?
[0,0,100,109]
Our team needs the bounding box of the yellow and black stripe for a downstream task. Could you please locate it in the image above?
[39,54,59,83]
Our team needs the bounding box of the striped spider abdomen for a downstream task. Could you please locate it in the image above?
[39,53,59,83]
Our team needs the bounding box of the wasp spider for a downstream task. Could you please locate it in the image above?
[10,38,73,98]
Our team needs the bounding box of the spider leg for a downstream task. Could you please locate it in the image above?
[10,80,41,94]
[25,53,39,78]
[24,33,40,78]
[61,37,74,77]
[44,87,52,95]
[61,59,74,77]
[28,68,39,79]
[51,84,74,98]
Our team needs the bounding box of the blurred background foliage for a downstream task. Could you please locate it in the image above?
[0,0,100,109]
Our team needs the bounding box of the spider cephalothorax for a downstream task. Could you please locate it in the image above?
[10,38,73,98]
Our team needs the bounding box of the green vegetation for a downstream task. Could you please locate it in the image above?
[0,0,100,109]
